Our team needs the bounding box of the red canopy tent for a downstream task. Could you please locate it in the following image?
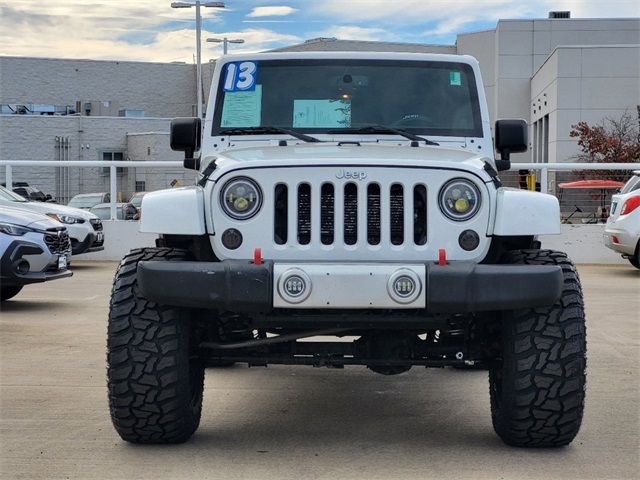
[558,180,625,189]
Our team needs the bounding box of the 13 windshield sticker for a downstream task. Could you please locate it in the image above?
[223,61,258,92]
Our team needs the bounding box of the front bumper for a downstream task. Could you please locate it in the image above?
[137,260,563,314]
[71,231,105,255]
[0,240,73,287]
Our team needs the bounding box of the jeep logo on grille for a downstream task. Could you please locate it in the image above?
[336,169,367,181]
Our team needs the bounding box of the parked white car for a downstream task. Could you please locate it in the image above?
[604,171,640,269]
[0,186,104,255]
[0,205,72,301]
[67,192,110,210]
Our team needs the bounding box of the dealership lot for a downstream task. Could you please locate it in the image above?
[0,262,638,480]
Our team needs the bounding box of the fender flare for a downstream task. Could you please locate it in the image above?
[140,187,206,235]
[492,188,560,236]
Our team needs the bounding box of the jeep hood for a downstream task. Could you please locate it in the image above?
[215,143,489,169]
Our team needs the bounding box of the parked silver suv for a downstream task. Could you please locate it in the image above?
[0,206,72,301]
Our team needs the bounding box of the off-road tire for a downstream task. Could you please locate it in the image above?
[107,248,205,444]
[489,249,586,448]
[1,286,23,302]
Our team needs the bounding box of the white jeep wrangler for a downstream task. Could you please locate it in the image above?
[107,52,586,447]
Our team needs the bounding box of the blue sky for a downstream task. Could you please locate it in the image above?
[0,0,638,62]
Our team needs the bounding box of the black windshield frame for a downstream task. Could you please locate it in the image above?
[211,59,483,138]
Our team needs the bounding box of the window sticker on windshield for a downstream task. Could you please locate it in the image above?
[220,85,262,128]
[292,99,351,128]
[449,71,462,86]
[223,61,258,92]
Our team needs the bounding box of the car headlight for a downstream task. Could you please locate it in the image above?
[220,177,262,220]
[47,213,84,224]
[438,178,481,221]
[0,222,33,236]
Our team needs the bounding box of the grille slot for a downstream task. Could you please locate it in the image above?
[320,183,334,245]
[414,185,427,245]
[44,229,70,254]
[343,183,358,245]
[297,184,311,245]
[390,183,404,245]
[367,184,381,245]
[274,183,288,245]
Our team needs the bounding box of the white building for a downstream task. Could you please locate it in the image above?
[1,13,638,202]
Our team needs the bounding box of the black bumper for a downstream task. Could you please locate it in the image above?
[72,232,104,255]
[0,240,73,287]
[137,260,563,314]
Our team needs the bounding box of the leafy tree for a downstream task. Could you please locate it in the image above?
[569,107,640,179]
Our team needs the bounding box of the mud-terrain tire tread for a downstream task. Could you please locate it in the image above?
[489,249,586,448]
[1,286,23,302]
[107,247,204,444]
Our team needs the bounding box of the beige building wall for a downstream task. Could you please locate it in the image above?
[531,45,640,165]
[458,18,640,163]
[0,116,184,201]
[0,56,197,118]
[127,132,194,193]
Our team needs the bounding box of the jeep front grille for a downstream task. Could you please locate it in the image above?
[273,182,427,247]
[44,228,71,254]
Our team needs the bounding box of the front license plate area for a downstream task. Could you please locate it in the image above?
[272,263,426,309]
[58,255,67,271]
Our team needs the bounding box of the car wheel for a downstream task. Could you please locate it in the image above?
[107,248,205,444]
[629,242,640,270]
[489,249,586,447]
[1,286,23,302]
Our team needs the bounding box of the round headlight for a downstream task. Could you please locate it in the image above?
[220,177,262,220]
[438,179,481,221]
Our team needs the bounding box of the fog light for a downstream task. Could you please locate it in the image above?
[221,228,243,250]
[387,269,421,304]
[459,229,480,251]
[13,259,30,275]
[278,269,311,304]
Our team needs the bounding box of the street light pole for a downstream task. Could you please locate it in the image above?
[195,2,203,119]
[206,37,245,55]
[171,1,225,120]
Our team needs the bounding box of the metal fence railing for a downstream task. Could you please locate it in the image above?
[1,161,182,220]
[1,160,639,222]
[502,163,640,224]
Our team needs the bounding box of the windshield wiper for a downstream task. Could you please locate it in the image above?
[218,126,322,143]
[328,125,439,146]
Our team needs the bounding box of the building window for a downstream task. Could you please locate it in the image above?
[101,151,124,174]
[135,181,146,192]
[532,115,549,164]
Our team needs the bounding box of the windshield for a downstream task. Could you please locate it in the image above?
[69,195,103,208]
[0,185,27,202]
[212,59,482,138]
[620,175,640,194]
[130,195,144,208]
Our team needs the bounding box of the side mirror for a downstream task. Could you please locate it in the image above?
[494,119,528,171]
[170,117,202,170]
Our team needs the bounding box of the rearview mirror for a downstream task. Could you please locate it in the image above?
[494,119,528,171]
[170,117,202,170]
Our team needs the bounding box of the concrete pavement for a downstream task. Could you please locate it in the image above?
[1,262,638,480]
